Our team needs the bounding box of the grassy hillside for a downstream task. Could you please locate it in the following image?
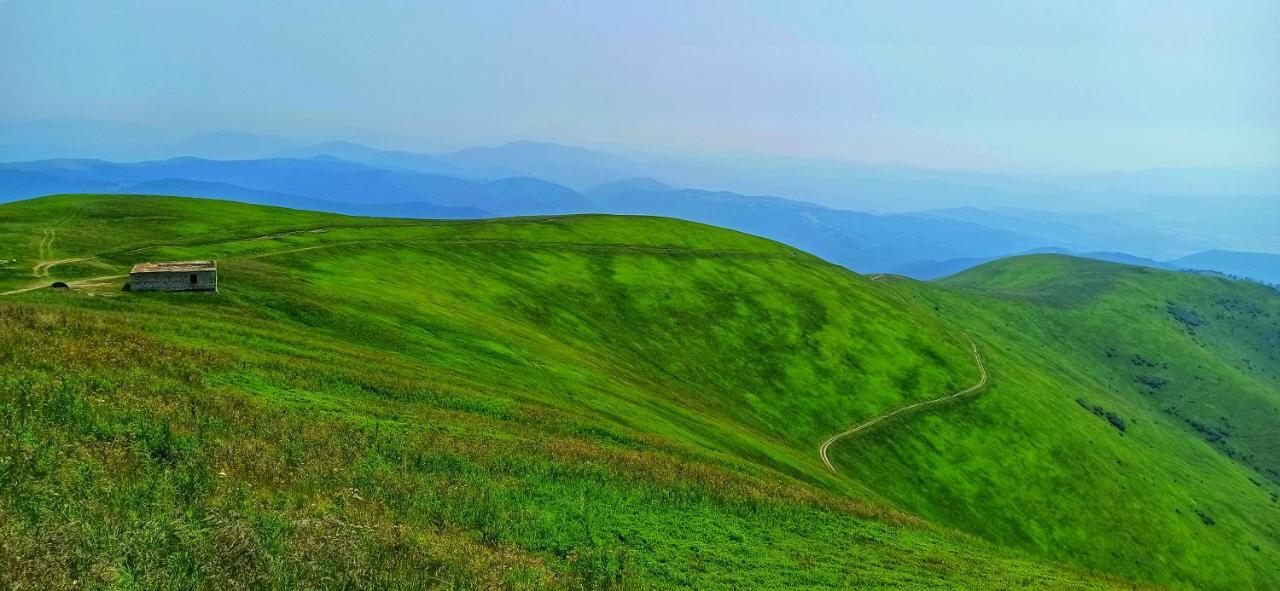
[0,195,1128,590]
[3,196,1278,590]
[842,257,1280,589]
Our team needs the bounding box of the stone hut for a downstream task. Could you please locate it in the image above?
[129,261,218,292]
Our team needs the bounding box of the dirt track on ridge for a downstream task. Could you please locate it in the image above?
[819,333,988,473]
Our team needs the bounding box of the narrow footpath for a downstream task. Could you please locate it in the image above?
[819,334,988,473]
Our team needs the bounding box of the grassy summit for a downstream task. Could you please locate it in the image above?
[1,194,1276,589]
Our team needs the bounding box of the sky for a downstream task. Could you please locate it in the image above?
[2,0,1278,172]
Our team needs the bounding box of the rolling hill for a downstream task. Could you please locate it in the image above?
[848,257,1280,589]
[889,246,1280,286]
[436,140,644,189]
[6,155,1276,282]
[910,207,1206,260]
[889,248,1178,280]
[1171,250,1280,285]
[0,159,1048,271]
[273,140,471,177]
[586,182,1044,272]
[1,195,1277,589]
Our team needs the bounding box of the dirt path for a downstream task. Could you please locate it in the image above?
[38,229,48,258]
[35,229,54,267]
[0,274,127,296]
[32,257,90,278]
[868,273,912,305]
[25,224,102,279]
[819,333,988,473]
[3,226,96,294]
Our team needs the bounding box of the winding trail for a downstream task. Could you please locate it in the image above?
[33,257,90,278]
[868,273,911,305]
[819,333,988,473]
[0,226,102,295]
[37,229,54,260]
[26,227,93,279]
[33,228,57,274]
[1,274,126,296]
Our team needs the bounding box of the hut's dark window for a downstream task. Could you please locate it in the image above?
[190,274,198,284]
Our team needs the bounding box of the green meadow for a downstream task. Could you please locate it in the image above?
[1,194,1276,589]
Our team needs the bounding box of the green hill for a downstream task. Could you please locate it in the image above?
[1,195,1276,589]
[852,256,1280,589]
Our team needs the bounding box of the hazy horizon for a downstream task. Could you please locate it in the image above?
[4,0,1278,173]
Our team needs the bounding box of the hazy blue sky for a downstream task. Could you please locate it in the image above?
[3,0,1277,171]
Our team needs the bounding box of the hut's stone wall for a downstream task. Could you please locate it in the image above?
[130,270,218,292]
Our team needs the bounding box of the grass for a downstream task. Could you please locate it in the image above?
[844,257,1280,589]
[1,194,1275,589]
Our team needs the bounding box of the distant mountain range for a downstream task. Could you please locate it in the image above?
[0,157,577,216]
[0,157,1044,270]
[1169,250,1280,285]
[909,207,1207,258]
[586,179,1043,271]
[5,118,1277,205]
[0,130,1277,285]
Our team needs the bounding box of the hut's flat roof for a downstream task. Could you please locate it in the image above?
[131,261,216,273]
